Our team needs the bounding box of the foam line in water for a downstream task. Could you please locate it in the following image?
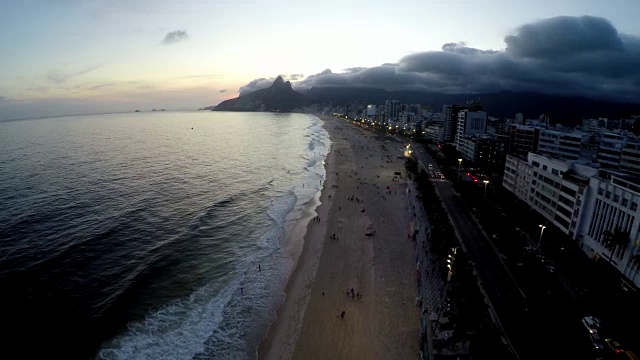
[97,279,239,360]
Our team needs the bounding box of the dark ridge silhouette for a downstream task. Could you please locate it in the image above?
[301,87,640,125]
[214,76,308,112]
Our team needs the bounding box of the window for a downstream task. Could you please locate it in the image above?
[552,169,559,176]
[622,198,629,207]
[543,165,548,171]
[532,161,540,167]
[606,191,611,199]
[613,194,620,203]
[561,185,577,197]
[598,188,604,196]
[632,202,638,211]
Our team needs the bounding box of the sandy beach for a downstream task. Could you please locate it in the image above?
[259,115,420,360]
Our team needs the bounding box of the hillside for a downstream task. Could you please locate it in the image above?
[215,76,308,112]
[301,87,640,125]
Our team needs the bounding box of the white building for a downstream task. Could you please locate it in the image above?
[454,110,487,154]
[595,131,640,176]
[457,110,487,138]
[579,170,640,283]
[457,137,477,162]
[503,153,640,287]
[537,129,591,161]
[503,154,535,204]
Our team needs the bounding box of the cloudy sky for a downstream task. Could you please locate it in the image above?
[1,0,639,120]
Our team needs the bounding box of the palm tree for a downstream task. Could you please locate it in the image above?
[602,227,631,265]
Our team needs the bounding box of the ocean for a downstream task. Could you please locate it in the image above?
[0,111,329,359]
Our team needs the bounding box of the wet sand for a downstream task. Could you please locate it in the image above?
[259,116,419,360]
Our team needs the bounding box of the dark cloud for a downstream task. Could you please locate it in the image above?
[504,16,624,58]
[238,77,274,96]
[162,30,189,45]
[237,74,305,95]
[240,16,640,103]
[219,89,226,93]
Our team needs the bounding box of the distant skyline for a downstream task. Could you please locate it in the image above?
[1,0,640,120]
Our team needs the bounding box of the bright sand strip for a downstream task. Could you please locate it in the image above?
[259,116,419,360]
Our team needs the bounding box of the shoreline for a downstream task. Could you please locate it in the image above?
[258,114,337,359]
[259,114,419,360]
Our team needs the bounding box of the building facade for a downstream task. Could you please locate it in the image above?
[503,153,640,287]
[443,105,465,143]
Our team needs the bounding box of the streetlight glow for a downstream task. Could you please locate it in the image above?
[483,180,489,201]
[457,158,463,182]
[538,224,546,246]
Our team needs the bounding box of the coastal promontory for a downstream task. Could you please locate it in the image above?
[214,76,308,112]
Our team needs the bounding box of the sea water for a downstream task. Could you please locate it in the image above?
[0,111,329,359]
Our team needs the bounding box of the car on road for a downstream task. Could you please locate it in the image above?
[589,334,604,350]
[605,338,624,354]
[581,316,601,334]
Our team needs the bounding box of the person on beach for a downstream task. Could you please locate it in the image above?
[259,264,261,271]
[341,311,345,319]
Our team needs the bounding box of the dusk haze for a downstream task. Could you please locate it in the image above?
[2,1,640,360]
[1,0,640,120]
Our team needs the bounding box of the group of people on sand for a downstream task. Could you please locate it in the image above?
[339,288,363,319]
[346,287,362,300]
[312,215,321,222]
[348,195,362,203]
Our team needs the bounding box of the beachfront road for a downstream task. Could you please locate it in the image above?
[411,146,540,359]
[412,145,611,360]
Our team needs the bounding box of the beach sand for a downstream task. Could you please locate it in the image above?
[259,116,419,360]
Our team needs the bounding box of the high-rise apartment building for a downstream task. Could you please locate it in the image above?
[443,105,465,143]
[537,129,592,161]
[508,124,540,157]
[385,100,401,122]
[503,153,640,287]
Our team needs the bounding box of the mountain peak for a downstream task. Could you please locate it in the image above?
[273,76,285,87]
[214,76,308,112]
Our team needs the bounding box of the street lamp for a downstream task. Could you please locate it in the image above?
[458,158,463,182]
[483,180,489,201]
[538,224,546,246]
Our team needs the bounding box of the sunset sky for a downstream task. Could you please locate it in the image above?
[1,0,640,120]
